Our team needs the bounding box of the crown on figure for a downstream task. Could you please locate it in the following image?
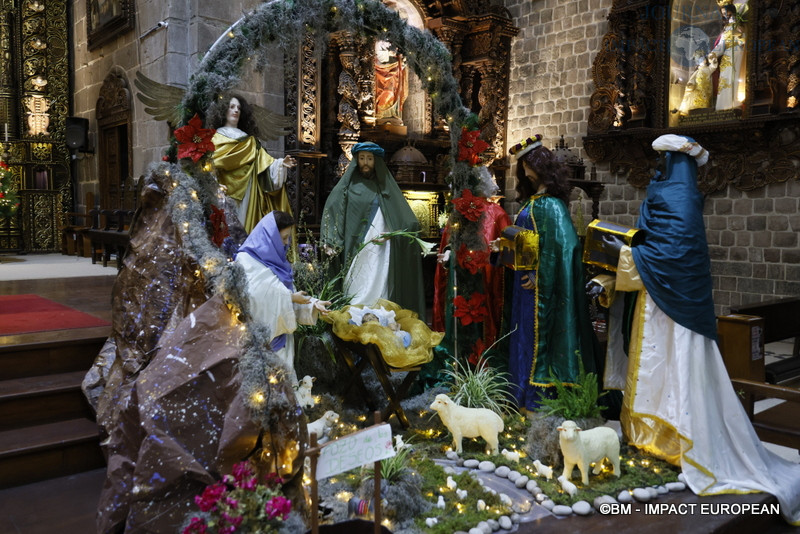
[509,134,543,159]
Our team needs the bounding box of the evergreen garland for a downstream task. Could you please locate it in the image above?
[162,0,493,426]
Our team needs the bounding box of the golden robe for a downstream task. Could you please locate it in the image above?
[212,131,292,233]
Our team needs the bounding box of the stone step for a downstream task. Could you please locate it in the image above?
[0,418,104,489]
[0,371,95,431]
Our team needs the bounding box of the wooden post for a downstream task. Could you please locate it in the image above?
[373,411,382,534]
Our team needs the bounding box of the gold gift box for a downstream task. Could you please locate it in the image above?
[499,225,540,270]
[582,219,643,271]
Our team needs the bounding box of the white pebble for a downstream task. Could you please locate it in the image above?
[646,487,658,498]
[535,492,548,503]
[632,488,651,502]
[572,500,593,515]
[593,495,616,510]
[514,475,529,488]
[507,470,521,482]
[510,513,520,524]
[446,450,460,461]
[656,485,668,495]
[666,481,686,492]
[464,459,480,468]
[618,490,633,503]
[477,521,492,534]
[494,465,511,478]
[498,516,513,530]
[499,493,513,506]
[552,504,574,516]
[678,473,686,483]
[525,480,539,493]
[469,528,483,534]
[479,460,496,472]
[487,518,500,531]
[541,499,555,511]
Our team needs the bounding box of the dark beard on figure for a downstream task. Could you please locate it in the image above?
[357,168,377,180]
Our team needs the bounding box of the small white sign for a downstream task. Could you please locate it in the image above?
[316,423,395,480]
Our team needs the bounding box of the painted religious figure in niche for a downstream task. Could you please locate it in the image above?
[374,40,408,125]
[668,0,748,126]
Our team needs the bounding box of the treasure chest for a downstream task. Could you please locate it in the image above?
[582,219,643,271]
[499,225,539,271]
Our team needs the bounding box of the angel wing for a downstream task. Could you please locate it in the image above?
[251,103,293,141]
[134,71,185,127]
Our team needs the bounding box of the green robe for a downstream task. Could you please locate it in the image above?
[320,156,425,320]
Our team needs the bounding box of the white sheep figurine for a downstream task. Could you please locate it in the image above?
[557,475,578,497]
[533,459,553,480]
[307,410,339,442]
[557,420,620,485]
[295,375,316,409]
[429,394,504,455]
[501,448,520,463]
[394,435,411,451]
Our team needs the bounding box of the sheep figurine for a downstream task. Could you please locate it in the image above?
[446,475,458,490]
[394,435,411,451]
[295,375,316,409]
[429,394,504,455]
[533,459,553,480]
[307,410,339,442]
[501,448,520,463]
[557,420,621,485]
[557,475,578,497]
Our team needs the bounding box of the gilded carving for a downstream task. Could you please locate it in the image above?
[300,33,318,146]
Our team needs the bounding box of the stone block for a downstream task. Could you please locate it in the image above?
[719,276,737,291]
[776,280,800,295]
[745,216,766,231]
[752,231,771,248]
[764,248,781,263]
[736,232,751,246]
[717,261,752,277]
[719,230,735,246]
[749,248,765,263]
[774,232,798,248]
[730,247,748,261]
[738,277,773,294]
[781,248,800,264]
[767,264,785,280]
[733,199,753,216]
[714,199,732,215]
[728,216,745,231]
[785,265,800,281]
[767,215,789,231]
[708,246,728,261]
[753,198,774,212]
[774,197,797,214]
[745,188,766,199]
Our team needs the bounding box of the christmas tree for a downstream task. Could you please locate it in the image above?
[0,161,20,218]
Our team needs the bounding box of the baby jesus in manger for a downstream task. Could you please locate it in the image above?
[348,305,412,348]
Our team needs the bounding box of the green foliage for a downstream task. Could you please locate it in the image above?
[534,360,606,420]
[0,163,20,218]
[442,356,516,415]
[360,441,414,484]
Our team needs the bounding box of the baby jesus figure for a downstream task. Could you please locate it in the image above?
[349,306,412,348]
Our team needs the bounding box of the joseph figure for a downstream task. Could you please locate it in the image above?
[321,142,425,320]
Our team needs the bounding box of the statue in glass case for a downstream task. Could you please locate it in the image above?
[712,2,747,110]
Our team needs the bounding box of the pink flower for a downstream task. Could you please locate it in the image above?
[263,472,284,489]
[194,482,226,512]
[229,461,257,490]
[265,496,292,520]
[174,114,216,163]
[221,512,243,528]
[182,517,208,534]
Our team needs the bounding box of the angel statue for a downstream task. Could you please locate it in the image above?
[134,73,295,233]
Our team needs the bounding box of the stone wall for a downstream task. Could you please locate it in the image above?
[503,0,800,315]
[70,0,285,211]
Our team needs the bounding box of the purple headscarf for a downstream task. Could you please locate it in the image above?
[236,212,293,290]
[236,212,294,350]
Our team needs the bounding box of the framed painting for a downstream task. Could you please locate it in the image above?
[87,0,135,50]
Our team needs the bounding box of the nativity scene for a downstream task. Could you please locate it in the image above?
[1,1,800,533]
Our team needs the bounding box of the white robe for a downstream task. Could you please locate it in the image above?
[603,247,800,525]
[236,251,319,385]
[344,207,391,307]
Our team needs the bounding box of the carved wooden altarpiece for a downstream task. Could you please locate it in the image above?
[584,0,800,193]
[283,0,518,226]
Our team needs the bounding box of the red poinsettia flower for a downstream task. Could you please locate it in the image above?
[456,244,489,275]
[453,292,489,326]
[209,205,231,248]
[174,114,216,162]
[457,127,490,166]
[0,161,8,169]
[452,189,488,222]
[468,338,488,366]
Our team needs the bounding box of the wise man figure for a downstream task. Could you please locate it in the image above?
[321,142,425,320]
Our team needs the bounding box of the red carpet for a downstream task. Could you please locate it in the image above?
[0,294,110,335]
